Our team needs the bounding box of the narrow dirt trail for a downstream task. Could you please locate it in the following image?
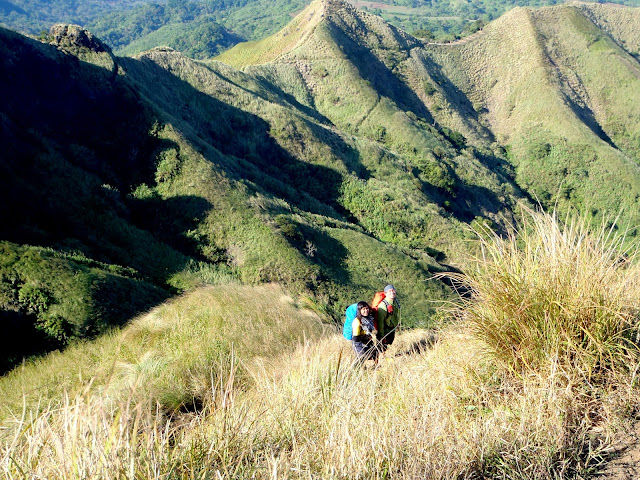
[597,423,640,479]
[426,28,487,47]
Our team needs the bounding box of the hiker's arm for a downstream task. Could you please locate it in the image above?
[352,318,360,339]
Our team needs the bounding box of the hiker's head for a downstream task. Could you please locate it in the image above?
[384,284,396,300]
[356,301,370,318]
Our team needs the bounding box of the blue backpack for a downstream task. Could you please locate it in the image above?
[342,303,358,340]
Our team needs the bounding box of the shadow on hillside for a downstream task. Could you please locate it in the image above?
[0,310,53,375]
[232,70,334,126]
[217,66,366,179]
[472,148,516,184]
[298,223,351,286]
[0,29,215,368]
[416,169,505,224]
[121,55,359,220]
[421,57,496,143]
[0,34,213,276]
[458,183,503,218]
[562,92,617,149]
[395,331,438,357]
[330,22,434,123]
[305,118,369,180]
[129,194,216,262]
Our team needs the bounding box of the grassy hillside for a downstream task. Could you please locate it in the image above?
[217,0,524,249]
[5,3,640,477]
[578,2,640,55]
[4,0,638,59]
[214,0,325,67]
[3,210,640,477]
[0,284,328,418]
[423,4,640,230]
[4,0,640,378]
[0,10,466,371]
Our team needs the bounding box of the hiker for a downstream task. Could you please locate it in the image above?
[376,284,400,353]
[351,301,379,364]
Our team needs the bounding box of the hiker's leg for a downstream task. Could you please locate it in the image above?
[352,341,369,367]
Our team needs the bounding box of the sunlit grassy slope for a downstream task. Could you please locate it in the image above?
[0,284,329,419]
[4,208,640,478]
[425,4,640,225]
[6,0,640,376]
[215,0,327,68]
[0,13,466,373]
[215,0,640,239]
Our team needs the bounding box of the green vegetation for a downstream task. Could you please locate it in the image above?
[88,1,246,58]
[445,207,640,377]
[0,242,167,374]
[116,18,242,59]
[3,231,640,476]
[4,0,640,59]
[4,3,640,477]
[425,3,640,231]
[3,0,640,408]
[1,9,472,370]
[0,285,326,417]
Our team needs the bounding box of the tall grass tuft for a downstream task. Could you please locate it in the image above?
[445,206,640,378]
[3,327,623,479]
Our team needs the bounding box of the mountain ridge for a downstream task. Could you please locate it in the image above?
[3,1,640,370]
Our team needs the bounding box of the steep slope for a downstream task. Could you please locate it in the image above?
[217,0,526,251]
[0,284,328,419]
[578,2,640,54]
[0,18,457,371]
[424,5,640,226]
[215,0,327,67]
[119,44,456,318]
[6,0,640,373]
[0,26,178,370]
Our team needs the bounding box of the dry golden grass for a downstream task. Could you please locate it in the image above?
[3,324,636,478]
[444,206,640,379]
[3,211,640,478]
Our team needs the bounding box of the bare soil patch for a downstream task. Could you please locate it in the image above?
[598,423,640,479]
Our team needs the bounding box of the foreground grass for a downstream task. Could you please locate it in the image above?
[3,326,636,479]
[3,208,640,478]
[446,207,640,378]
[0,284,328,420]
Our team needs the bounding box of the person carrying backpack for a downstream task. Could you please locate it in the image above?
[351,301,379,365]
[376,285,400,352]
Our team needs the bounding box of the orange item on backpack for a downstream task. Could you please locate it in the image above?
[370,291,390,330]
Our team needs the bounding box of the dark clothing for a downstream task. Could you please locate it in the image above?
[380,329,395,348]
[352,314,379,361]
[352,338,379,361]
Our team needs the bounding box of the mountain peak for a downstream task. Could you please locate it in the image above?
[319,0,352,13]
[214,0,328,67]
[214,0,416,68]
[47,24,117,74]
[49,24,111,54]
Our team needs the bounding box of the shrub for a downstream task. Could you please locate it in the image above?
[274,214,301,241]
[412,29,435,41]
[421,163,457,195]
[423,81,437,95]
[440,126,466,150]
[444,206,640,380]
